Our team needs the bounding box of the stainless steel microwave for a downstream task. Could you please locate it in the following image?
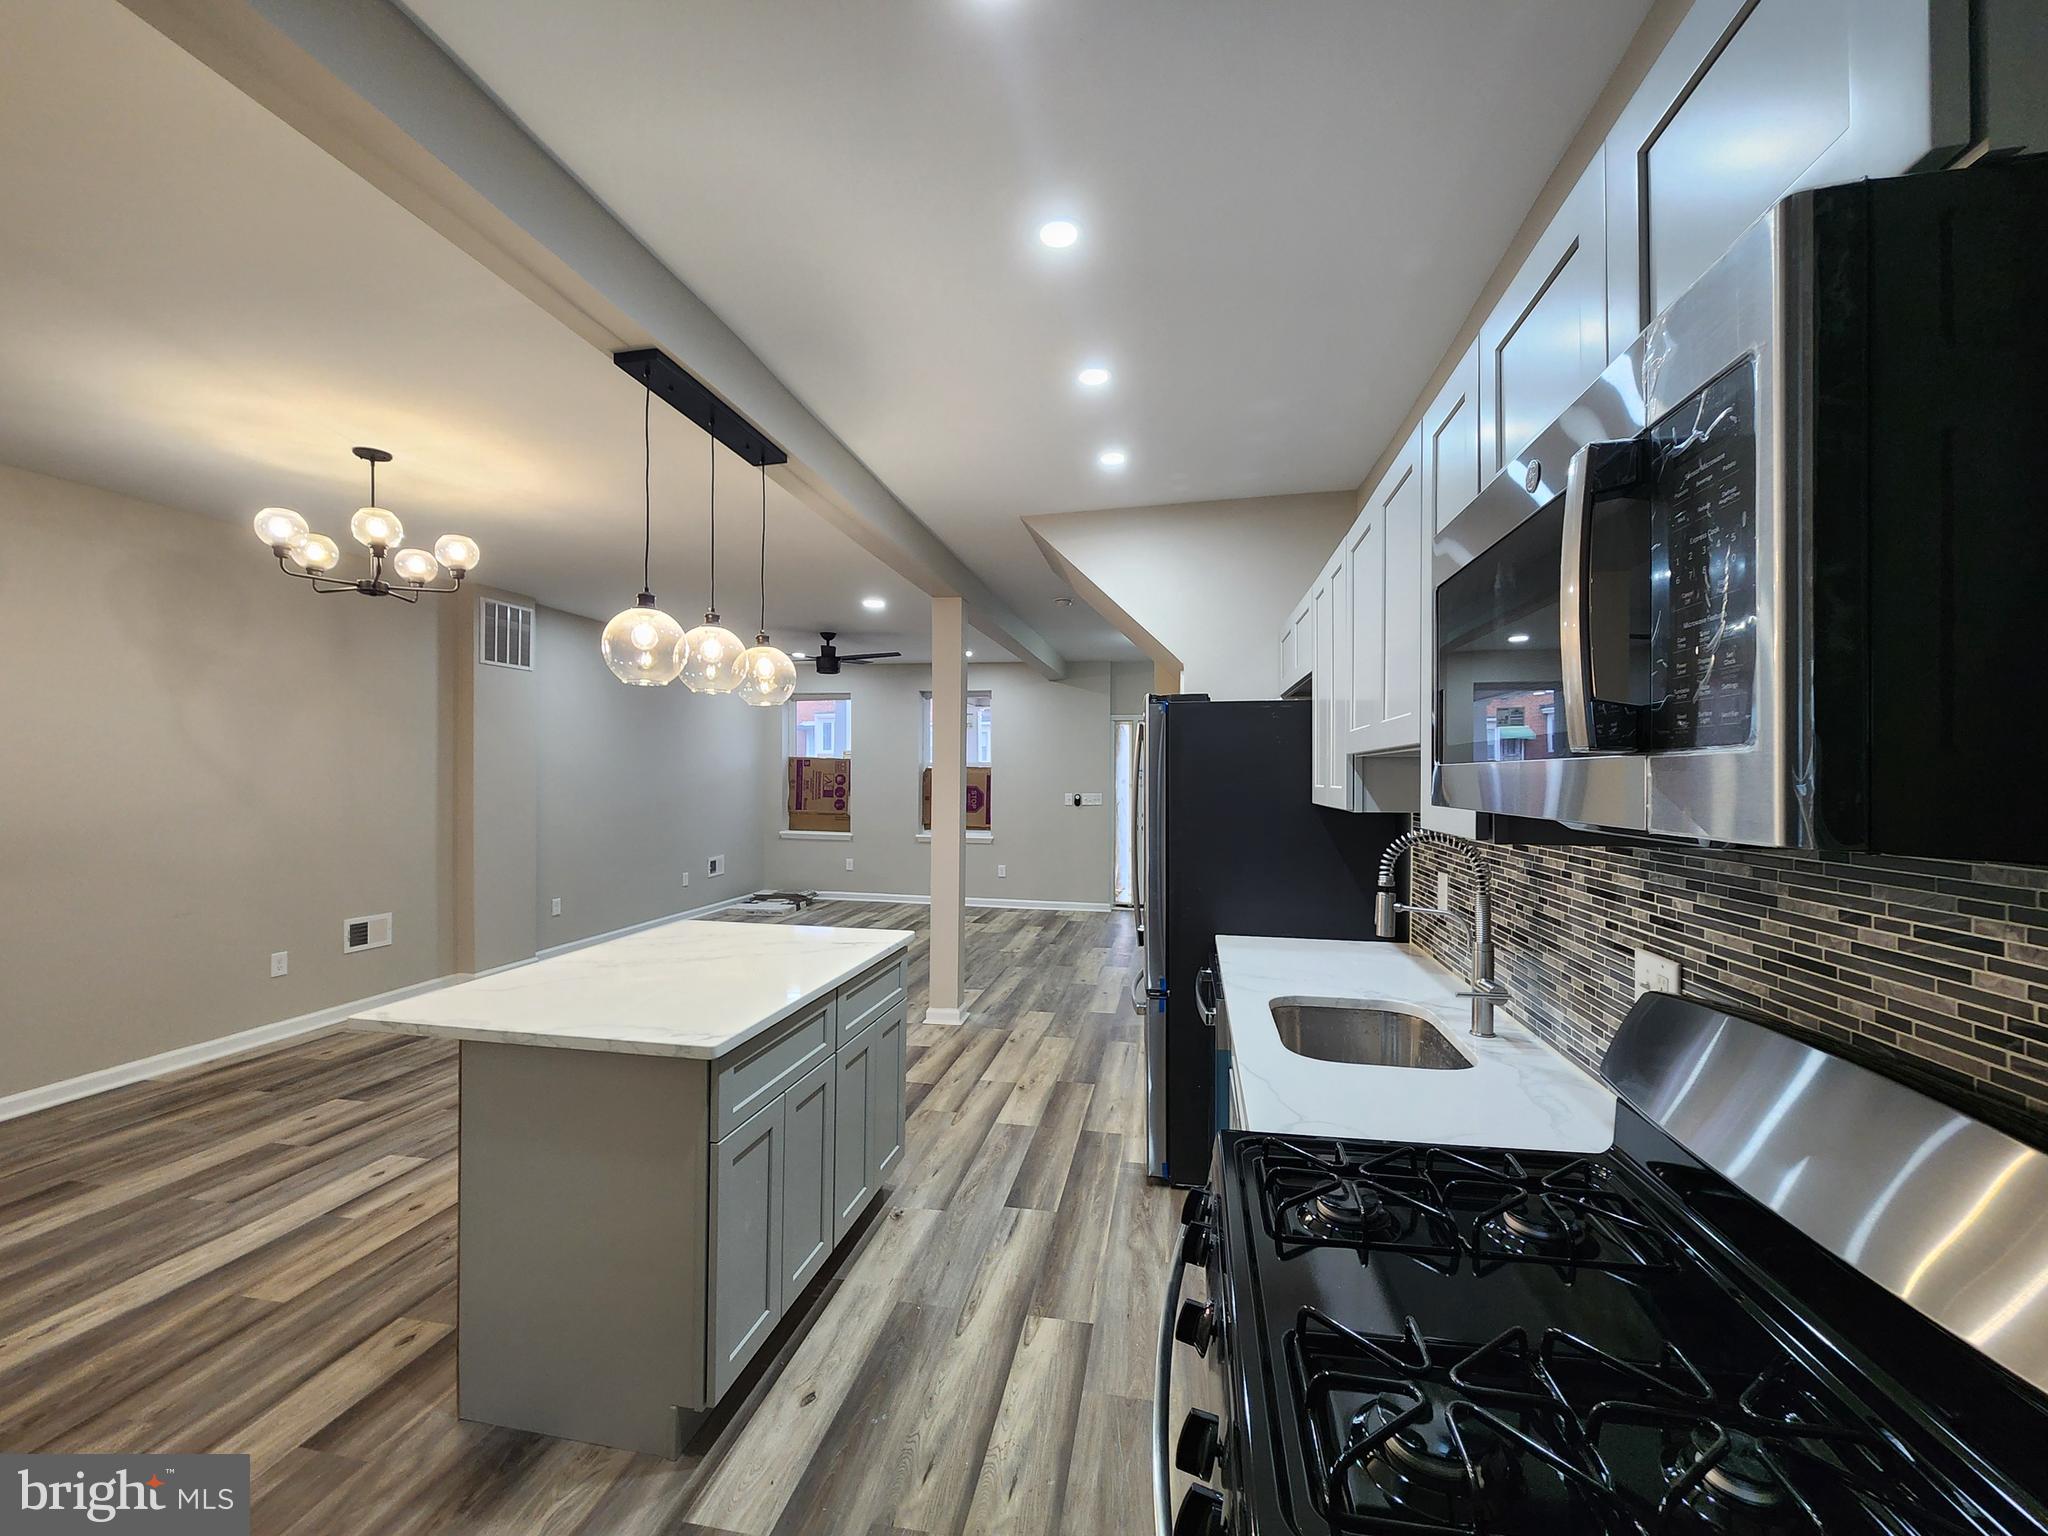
[1430,160,2047,863]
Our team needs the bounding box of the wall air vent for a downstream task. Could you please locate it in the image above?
[479,598,534,670]
[344,913,394,954]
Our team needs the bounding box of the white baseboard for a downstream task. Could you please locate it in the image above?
[0,892,760,1126]
[810,890,1112,914]
[923,1006,970,1026]
[0,972,456,1125]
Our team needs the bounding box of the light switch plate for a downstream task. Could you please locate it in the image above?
[844,856,855,871]
[1080,791,1104,806]
[550,897,562,916]
[680,871,689,887]
[270,951,288,978]
[997,864,1007,877]
[1633,948,1682,998]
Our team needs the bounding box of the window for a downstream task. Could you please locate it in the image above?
[790,696,851,758]
[786,695,852,832]
[920,690,993,832]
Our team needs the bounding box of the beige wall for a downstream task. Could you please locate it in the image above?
[534,605,775,947]
[0,463,452,1096]
[761,661,1142,907]
[1027,493,1355,699]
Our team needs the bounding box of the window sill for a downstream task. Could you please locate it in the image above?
[914,831,996,843]
[779,830,853,841]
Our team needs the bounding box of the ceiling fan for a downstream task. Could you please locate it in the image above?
[803,631,901,675]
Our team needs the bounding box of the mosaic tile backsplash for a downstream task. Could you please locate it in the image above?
[1405,833,2048,1129]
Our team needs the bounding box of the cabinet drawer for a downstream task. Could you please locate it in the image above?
[715,1005,832,1140]
[835,953,905,1047]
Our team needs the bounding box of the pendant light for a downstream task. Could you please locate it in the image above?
[601,374,685,686]
[737,460,797,707]
[679,405,747,694]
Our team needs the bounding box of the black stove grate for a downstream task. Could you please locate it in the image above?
[1285,1307,1971,1536]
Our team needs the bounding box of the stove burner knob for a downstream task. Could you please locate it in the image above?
[1179,1224,1214,1266]
[1174,1298,1217,1356]
[1173,1484,1225,1536]
[1180,1187,1213,1228]
[1175,1408,1222,1478]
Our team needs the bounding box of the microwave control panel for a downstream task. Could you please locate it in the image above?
[1648,362,1759,750]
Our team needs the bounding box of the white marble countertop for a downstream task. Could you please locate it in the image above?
[1214,936,1615,1153]
[350,920,913,1059]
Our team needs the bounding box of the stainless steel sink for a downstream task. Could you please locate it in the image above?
[1267,998,1472,1069]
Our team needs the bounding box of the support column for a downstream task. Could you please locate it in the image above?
[927,596,969,1025]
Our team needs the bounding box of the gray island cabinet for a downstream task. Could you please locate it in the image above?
[350,919,913,1457]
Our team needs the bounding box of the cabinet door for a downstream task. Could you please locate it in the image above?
[1289,595,1313,692]
[780,1057,835,1300]
[709,1094,784,1401]
[1338,503,1382,757]
[833,1024,874,1244]
[1341,432,1423,759]
[866,1002,907,1189]
[1309,555,1345,809]
[1420,348,1483,837]
[1479,156,1607,477]
[1604,0,1969,348]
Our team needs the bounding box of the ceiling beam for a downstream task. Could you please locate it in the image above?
[118,0,1068,680]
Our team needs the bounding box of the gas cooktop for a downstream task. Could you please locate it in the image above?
[1164,993,2048,1536]
[1226,1134,1971,1535]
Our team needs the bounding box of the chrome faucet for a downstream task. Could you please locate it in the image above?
[1372,829,1508,1039]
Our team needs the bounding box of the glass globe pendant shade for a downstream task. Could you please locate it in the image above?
[253,507,308,549]
[433,533,481,573]
[679,614,747,694]
[601,597,684,686]
[350,506,404,550]
[391,547,440,585]
[736,634,797,707]
[291,533,341,572]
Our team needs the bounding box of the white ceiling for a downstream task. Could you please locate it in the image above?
[403,0,1652,633]
[0,0,1003,663]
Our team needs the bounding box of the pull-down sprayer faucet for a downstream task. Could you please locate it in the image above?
[1373,829,1507,1038]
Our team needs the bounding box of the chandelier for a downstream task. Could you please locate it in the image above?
[254,446,479,600]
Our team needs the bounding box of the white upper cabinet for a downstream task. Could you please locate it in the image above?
[1309,553,1345,808]
[1419,347,1483,837]
[1340,429,1423,758]
[1604,0,1972,346]
[1280,591,1313,695]
[1478,157,1608,477]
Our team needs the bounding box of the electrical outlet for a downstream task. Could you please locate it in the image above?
[997,864,1007,878]
[1633,948,1682,998]
[680,871,690,887]
[844,856,855,871]
[1436,871,1452,909]
[707,854,725,878]
[270,951,289,978]
[550,897,562,917]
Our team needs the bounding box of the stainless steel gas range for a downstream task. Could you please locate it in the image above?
[1156,993,2048,1535]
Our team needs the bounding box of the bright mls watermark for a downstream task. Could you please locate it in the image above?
[2,1456,249,1533]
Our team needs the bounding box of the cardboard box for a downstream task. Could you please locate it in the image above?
[788,756,851,832]
[921,765,993,832]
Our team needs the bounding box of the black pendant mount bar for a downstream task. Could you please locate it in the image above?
[613,349,788,468]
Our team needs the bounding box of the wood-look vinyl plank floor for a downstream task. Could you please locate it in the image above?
[0,903,1177,1535]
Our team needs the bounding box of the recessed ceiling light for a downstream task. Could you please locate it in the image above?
[1097,447,1128,469]
[966,650,975,658]
[1038,219,1079,249]
[1507,632,1531,644]
[1076,365,1111,389]
[791,651,807,660]
[862,596,887,611]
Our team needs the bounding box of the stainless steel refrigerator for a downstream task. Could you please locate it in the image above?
[1136,695,1409,1184]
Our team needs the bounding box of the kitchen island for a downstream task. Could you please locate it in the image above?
[350,917,914,1457]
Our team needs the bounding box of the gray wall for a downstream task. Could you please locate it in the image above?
[0,464,779,1101]
[534,605,775,947]
[0,463,452,1096]
[761,661,1144,907]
